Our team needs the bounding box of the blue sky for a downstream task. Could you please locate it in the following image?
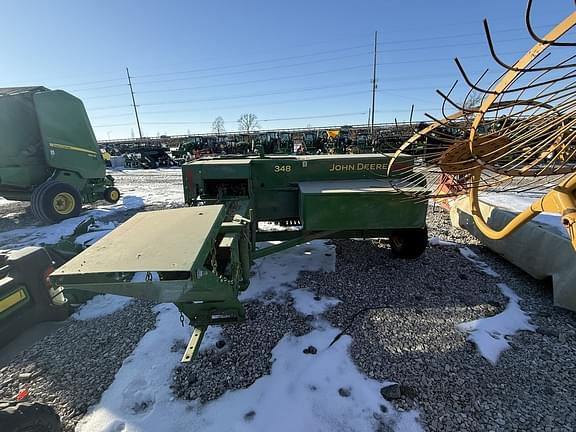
[1,0,574,140]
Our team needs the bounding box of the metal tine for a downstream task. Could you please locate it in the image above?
[483,19,576,72]
[453,54,576,97]
[526,0,576,47]
[501,54,576,128]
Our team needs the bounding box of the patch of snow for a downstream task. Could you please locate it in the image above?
[76,306,421,432]
[456,283,536,365]
[458,246,500,277]
[72,294,133,321]
[290,288,341,315]
[0,197,12,206]
[429,236,457,247]
[257,221,301,232]
[74,221,117,247]
[0,197,144,249]
[240,240,336,301]
[106,168,184,207]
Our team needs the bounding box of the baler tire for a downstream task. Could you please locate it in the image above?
[37,182,82,223]
[0,401,62,432]
[389,228,428,259]
[30,181,54,221]
[103,187,121,204]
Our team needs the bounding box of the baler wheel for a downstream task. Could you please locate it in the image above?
[34,181,82,223]
[389,228,428,259]
[104,186,121,204]
[30,181,53,219]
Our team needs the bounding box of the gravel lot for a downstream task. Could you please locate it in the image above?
[0,171,575,431]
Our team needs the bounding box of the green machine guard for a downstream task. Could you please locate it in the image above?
[50,205,252,362]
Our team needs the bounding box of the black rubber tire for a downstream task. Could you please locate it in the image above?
[389,228,428,259]
[0,401,62,432]
[30,181,53,220]
[36,182,82,223]
[103,186,121,204]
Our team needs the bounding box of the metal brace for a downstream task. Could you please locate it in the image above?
[181,326,207,363]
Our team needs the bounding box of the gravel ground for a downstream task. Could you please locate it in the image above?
[172,300,311,403]
[1,174,575,431]
[318,208,576,431]
[0,300,156,432]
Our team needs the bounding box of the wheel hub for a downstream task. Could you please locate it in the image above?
[53,192,75,215]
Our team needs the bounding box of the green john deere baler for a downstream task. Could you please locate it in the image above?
[0,87,120,223]
[51,153,427,361]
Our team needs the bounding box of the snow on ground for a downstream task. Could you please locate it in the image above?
[72,295,133,321]
[73,221,117,247]
[456,283,536,365]
[481,192,568,238]
[77,306,421,432]
[108,168,184,207]
[240,240,336,301]
[458,246,500,278]
[75,239,422,432]
[0,168,183,250]
[0,196,144,249]
[290,288,341,315]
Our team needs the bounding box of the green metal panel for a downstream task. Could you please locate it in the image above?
[0,92,50,189]
[249,154,413,221]
[51,206,226,276]
[34,90,105,180]
[184,154,417,222]
[298,180,427,231]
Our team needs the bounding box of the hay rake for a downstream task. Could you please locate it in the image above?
[387,0,576,250]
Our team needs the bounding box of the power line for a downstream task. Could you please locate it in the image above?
[136,112,371,125]
[72,47,521,97]
[88,81,454,120]
[87,81,371,111]
[43,23,554,90]
[132,44,372,80]
[92,108,430,128]
[93,109,437,128]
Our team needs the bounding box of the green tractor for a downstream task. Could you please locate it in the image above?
[0,87,120,223]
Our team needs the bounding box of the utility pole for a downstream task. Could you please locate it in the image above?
[126,67,142,139]
[370,31,378,145]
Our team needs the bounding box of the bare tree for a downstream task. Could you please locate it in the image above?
[237,113,260,133]
[212,116,226,135]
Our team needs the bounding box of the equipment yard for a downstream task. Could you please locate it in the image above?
[0,168,574,432]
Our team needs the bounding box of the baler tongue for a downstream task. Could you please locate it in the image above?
[50,205,227,303]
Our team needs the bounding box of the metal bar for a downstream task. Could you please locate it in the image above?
[181,326,207,363]
[253,231,336,259]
